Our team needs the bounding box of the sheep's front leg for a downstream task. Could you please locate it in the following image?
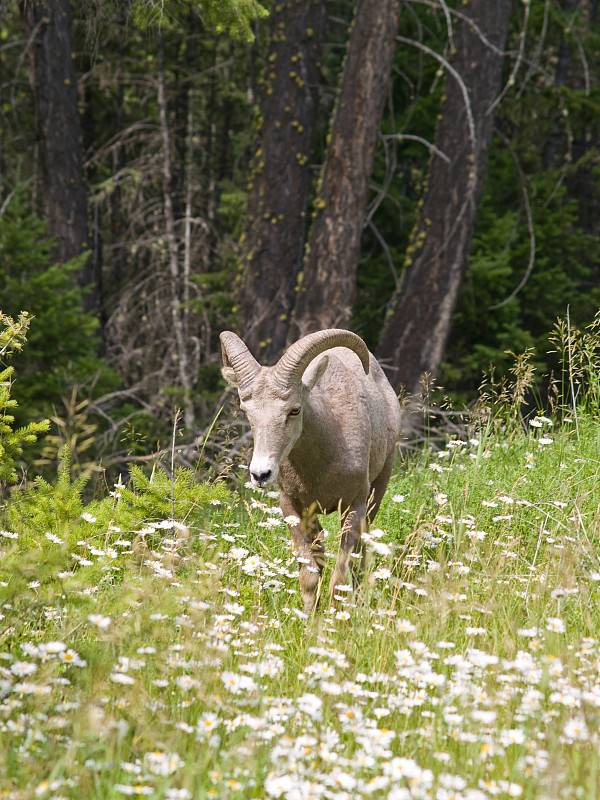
[329,503,367,599]
[280,495,324,614]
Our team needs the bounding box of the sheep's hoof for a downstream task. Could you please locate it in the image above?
[302,596,316,615]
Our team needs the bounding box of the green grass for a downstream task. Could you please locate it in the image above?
[2,412,600,799]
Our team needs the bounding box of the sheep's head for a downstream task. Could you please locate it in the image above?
[220,330,370,488]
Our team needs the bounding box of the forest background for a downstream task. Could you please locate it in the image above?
[1,0,599,484]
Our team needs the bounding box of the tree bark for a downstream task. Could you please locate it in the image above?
[239,0,327,363]
[21,0,89,270]
[550,0,599,237]
[157,31,196,430]
[376,0,511,403]
[289,0,402,339]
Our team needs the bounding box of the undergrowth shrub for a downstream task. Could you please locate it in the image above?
[6,451,229,546]
[0,312,50,488]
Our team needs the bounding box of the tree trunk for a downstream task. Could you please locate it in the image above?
[21,0,89,271]
[551,0,599,237]
[376,0,512,404]
[157,31,196,430]
[239,0,327,363]
[289,0,402,339]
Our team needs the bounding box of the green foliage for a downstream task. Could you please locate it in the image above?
[0,312,50,487]
[132,0,268,40]
[6,448,90,537]
[441,152,600,403]
[6,449,229,546]
[0,448,229,655]
[0,310,31,359]
[549,309,600,417]
[0,372,50,485]
[35,389,101,478]
[0,198,117,425]
[90,462,230,531]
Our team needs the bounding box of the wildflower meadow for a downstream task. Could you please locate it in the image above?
[3,324,600,799]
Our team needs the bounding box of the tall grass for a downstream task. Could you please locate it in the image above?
[2,315,600,799]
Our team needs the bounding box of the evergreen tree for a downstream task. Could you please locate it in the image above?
[0,197,113,424]
[0,312,50,488]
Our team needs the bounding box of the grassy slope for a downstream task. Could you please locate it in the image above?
[1,414,600,799]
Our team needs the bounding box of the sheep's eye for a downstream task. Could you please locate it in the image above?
[288,408,301,417]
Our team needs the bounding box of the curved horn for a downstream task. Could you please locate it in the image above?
[220,331,261,387]
[274,329,370,386]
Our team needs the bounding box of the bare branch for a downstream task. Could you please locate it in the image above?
[365,125,398,227]
[396,35,476,145]
[367,219,400,290]
[407,0,511,58]
[489,135,536,310]
[0,189,16,219]
[487,0,531,115]
[383,132,450,163]
[436,0,455,51]
[517,0,551,96]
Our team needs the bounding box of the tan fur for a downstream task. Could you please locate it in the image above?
[220,330,402,613]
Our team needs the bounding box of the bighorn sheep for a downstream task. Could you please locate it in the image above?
[220,329,401,613]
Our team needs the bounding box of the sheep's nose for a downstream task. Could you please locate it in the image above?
[251,468,272,487]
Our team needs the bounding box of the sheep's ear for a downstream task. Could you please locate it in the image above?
[304,355,329,393]
[221,366,240,387]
